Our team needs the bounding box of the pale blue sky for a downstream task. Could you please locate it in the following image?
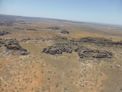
[0,0,122,25]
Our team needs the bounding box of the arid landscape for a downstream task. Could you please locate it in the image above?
[0,14,122,92]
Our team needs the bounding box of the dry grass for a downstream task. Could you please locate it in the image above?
[0,17,122,92]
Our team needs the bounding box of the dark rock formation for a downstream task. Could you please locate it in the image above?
[48,26,60,30]
[4,39,22,50]
[27,28,37,31]
[112,41,122,46]
[79,37,122,46]
[4,39,29,55]
[79,37,112,43]
[42,43,113,59]
[42,45,72,55]
[42,37,116,59]
[75,47,113,58]
[16,48,29,55]
[0,31,10,36]
[0,39,29,55]
[94,51,112,58]
[60,30,69,34]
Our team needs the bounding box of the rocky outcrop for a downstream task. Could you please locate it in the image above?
[79,37,122,46]
[0,31,10,36]
[0,39,29,55]
[75,46,112,58]
[60,30,69,34]
[42,45,72,55]
[42,41,113,59]
[48,26,60,30]
[4,39,22,50]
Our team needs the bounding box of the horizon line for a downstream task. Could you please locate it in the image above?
[0,13,122,27]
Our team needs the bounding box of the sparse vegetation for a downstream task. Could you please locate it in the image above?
[0,15,122,92]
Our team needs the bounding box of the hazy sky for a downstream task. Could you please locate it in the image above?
[0,0,122,25]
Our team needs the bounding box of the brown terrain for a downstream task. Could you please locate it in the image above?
[0,14,122,92]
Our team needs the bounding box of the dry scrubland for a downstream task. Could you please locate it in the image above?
[0,15,122,92]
